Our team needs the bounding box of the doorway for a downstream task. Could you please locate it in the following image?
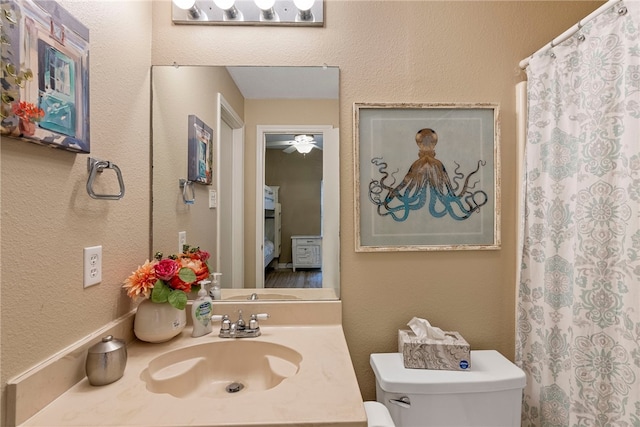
[255,125,339,289]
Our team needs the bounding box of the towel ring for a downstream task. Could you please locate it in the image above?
[86,157,125,200]
[179,179,195,204]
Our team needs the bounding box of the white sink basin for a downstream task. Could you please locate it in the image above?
[140,340,302,398]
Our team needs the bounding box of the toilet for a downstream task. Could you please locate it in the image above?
[370,350,526,427]
[364,401,396,427]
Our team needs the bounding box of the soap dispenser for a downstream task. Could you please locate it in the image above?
[191,279,213,337]
[209,272,222,300]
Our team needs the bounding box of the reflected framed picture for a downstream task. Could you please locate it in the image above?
[354,102,501,252]
[0,0,90,153]
[187,115,213,185]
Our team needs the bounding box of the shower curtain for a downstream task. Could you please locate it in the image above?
[517,2,640,426]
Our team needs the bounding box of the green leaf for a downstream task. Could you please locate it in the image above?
[168,290,187,310]
[178,267,196,284]
[151,280,170,303]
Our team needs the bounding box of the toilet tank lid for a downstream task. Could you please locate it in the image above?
[370,350,526,395]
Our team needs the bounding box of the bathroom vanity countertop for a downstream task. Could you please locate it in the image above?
[19,304,367,427]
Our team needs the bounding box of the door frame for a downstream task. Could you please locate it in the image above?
[216,93,244,288]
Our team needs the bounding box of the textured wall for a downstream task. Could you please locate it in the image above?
[0,2,152,424]
[266,148,323,263]
[151,66,244,262]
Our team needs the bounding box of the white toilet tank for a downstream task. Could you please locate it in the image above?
[370,350,525,427]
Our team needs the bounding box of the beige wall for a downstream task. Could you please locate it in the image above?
[0,2,152,424]
[0,2,605,423]
[151,66,244,261]
[266,148,323,263]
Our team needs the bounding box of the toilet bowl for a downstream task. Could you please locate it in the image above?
[370,350,526,427]
[364,401,396,427]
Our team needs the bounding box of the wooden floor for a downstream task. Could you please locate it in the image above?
[265,268,322,288]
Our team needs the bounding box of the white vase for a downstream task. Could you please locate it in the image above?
[134,299,187,343]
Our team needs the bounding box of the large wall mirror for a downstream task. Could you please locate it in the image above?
[151,65,340,301]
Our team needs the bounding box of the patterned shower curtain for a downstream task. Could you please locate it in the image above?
[517,2,640,426]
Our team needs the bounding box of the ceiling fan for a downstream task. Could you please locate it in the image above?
[283,134,323,154]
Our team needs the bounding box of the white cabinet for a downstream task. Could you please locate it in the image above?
[291,235,322,272]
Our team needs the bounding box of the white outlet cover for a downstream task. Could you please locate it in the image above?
[83,246,102,288]
[209,190,217,208]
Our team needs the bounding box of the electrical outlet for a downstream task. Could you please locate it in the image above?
[178,231,187,253]
[83,246,102,288]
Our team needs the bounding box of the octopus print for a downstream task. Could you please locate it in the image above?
[368,128,488,222]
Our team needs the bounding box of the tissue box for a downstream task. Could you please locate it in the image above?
[398,329,471,370]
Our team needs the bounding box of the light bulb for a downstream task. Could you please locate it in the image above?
[254,0,275,10]
[173,0,196,9]
[293,0,315,11]
[296,143,313,154]
[214,0,236,10]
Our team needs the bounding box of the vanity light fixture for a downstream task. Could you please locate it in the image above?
[171,0,323,26]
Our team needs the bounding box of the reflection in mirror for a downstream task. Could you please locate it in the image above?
[151,66,339,300]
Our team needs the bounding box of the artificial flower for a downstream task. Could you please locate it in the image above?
[122,259,157,300]
[122,245,211,310]
[154,258,179,281]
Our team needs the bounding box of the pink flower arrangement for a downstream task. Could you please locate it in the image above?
[122,245,211,310]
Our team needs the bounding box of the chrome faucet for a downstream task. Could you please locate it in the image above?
[216,310,269,338]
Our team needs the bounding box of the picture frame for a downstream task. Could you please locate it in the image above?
[354,102,501,252]
[187,115,213,185]
[0,0,90,153]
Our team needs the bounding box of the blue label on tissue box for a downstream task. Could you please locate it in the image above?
[460,360,469,369]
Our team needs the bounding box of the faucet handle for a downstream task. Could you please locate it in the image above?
[249,313,270,330]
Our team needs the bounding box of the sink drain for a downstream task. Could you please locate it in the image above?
[225,382,244,393]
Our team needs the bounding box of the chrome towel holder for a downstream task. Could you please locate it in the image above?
[86,157,126,200]
[179,179,195,204]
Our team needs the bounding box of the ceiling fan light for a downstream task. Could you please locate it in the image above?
[294,134,314,143]
[295,142,314,154]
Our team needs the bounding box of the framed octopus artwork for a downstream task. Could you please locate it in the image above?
[354,103,501,252]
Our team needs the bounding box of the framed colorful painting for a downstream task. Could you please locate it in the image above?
[187,115,213,185]
[354,102,501,252]
[0,0,90,152]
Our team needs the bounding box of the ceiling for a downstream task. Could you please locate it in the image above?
[226,66,339,100]
[226,66,334,151]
